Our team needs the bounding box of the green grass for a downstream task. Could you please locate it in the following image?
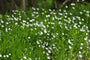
[0,3,90,60]
[0,14,2,18]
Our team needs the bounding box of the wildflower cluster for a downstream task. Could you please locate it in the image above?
[0,3,90,60]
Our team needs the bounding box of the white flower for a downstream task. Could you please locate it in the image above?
[51,27,54,29]
[87,47,89,49]
[65,6,68,8]
[47,56,50,59]
[74,24,77,29]
[58,21,61,24]
[86,33,88,35]
[46,47,48,50]
[15,22,18,25]
[65,16,67,18]
[77,0,79,2]
[32,14,34,17]
[42,9,44,11]
[64,10,66,12]
[72,7,75,9]
[80,47,82,49]
[89,39,90,42]
[53,47,56,49]
[82,0,85,1]
[46,15,50,18]
[44,29,47,33]
[71,3,75,6]
[39,31,43,35]
[0,54,2,57]
[6,28,8,32]
[29,20,33,22]
[49,9,51,11]
[20,58,23,60]
[2,25,4,27]
[59,13,62,15]
[53,9,55,11]
[70,13,72,15]
[84,37,88,41]
[24,56,27,59]
[29,58,32,60]
[62,33,64,35]
[38,45,41,47]
[6,55,9,57]
[81,43,83,45]
[78,25,80,27]
[42,45,45,48]
[46,53,49,56]
[28,36,31,39]
[49,47,52,50]
[3,55,6,58]
[68,39,73,45]
[47,25,49,27]
[43,51,45,54]
[80,12,83,14]
[36,41,40,44]
[9,53,11,56]
[35,58,37,60]
[86,11,89,13]
[48,50,51,53]
[69,46,72,49]
[37,8,39,10]
[6,22,9,24]
[42,12,44,15]
[80,28,85,32]
[56,33,58,36]
[32,7,36,10]
[52,17,55,20]
[73,17,76,20]
[82,19,84,21]
[79,54,82,58]
[46,42,48,46]
[14,17,18,21]
[59,9,61,11]
[79,22,82,24]
[79,51,81,54]
[22,23,25,26]
[53,35,55,38]
[86,14,89,17]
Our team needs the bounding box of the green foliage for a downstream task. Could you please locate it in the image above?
[0,3,90,60]
[0,14,2,18]
[36,0,53,9]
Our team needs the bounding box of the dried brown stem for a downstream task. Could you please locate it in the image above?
[62,0,71,6]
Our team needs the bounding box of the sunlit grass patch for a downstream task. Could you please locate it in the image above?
[0,14,2,18]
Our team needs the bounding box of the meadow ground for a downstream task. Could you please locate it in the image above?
[0,3,90,60]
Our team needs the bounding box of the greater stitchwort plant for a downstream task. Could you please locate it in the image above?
[0,3,90,60]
